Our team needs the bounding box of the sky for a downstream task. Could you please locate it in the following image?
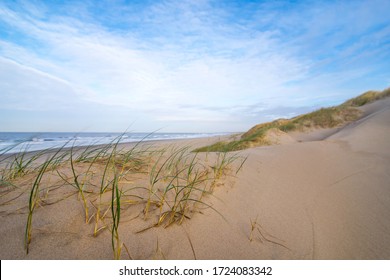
[0,0,389,133]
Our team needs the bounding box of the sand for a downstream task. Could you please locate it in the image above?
[1,98,390,260]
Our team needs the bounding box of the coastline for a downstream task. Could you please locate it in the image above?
[0,132,234,156]
[0,133,237,166]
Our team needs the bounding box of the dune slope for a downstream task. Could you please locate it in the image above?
[187,97,390,259]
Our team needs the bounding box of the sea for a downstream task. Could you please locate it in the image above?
[0,132,229,154]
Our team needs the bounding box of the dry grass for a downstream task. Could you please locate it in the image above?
[342,88,390,107]
[196,87,389,152]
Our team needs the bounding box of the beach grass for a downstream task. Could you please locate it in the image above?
[0,134,246,258]
[111,168,122,259]
[24,143,69,254]
[195,87,389,152]
[342,88,390,107]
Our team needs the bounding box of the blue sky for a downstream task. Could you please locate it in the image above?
[0,0,389,133]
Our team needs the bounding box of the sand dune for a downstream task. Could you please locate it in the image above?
[193,96,390,259]
[1,98,389,259]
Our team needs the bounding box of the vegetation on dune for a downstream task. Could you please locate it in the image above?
[195,87,390,152]
[0,137,247,259]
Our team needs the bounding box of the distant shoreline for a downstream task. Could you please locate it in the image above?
[0,132,234,156]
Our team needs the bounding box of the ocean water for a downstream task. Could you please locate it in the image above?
[0,132,228,154]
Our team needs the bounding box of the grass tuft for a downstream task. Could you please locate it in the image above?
[111,168,122,260]
[25,144,68,254]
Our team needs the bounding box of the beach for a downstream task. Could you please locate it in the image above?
[1,97,390,260]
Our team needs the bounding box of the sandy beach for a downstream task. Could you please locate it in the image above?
[1,97,389,260]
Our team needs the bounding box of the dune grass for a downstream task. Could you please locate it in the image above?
[195,87,389,152]
[342,88,390,107]
[0,134,246,259]
[111,168,122,260]
[24,143,69,254]
[3,147,42,181]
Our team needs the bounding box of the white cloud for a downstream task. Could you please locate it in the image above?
[1,3,305,103]
[0,0,389,132]
[0,57,80,110]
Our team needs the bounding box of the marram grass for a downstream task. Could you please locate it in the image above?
[195,87,390,152]
[24,142,70,254]
[0,134,246,258]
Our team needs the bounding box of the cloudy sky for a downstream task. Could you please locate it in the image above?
[0,0,389,133]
